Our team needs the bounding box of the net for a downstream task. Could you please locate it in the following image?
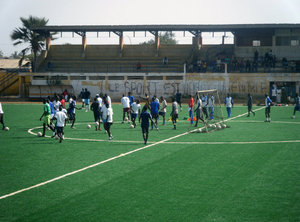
[189,89,228,133]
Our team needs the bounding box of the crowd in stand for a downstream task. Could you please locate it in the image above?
[187,50,300,73]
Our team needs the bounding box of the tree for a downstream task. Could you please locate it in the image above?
[0,50,4,58]
[141,31,177,45]
[10,16,50,71]
[10,51,22,59]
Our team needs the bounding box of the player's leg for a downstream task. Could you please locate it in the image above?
[155,115,158,129]
[122,109,125,123]
[247,106,251,117]
[189,109,194,124]
[107,123,113,140]
[172,114,177,129]
[0,114,5,130]
[141,126,149,144]
[42,123,46,137]
[145,127,149,144]
[71,113,76,128]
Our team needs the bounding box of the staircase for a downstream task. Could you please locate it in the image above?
[0,70,19,96]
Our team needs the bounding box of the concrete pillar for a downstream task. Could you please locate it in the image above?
[119,32,124,57]
[46,36,51,51]
[192,34,202,50]
[82,34,87,57]
[155,32,160,56]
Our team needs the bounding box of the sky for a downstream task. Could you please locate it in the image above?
[0,0,300,56]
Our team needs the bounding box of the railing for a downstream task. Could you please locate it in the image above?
[40,64,184,73]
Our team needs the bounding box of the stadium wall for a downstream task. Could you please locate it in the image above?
[25,72,300,101]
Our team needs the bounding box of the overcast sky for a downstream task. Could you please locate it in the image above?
[1,0,300,56]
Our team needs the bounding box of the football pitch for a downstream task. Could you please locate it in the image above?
[0,103,300,221]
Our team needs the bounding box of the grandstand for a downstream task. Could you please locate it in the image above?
[1,24,300,100]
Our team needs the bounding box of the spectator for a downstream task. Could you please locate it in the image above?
[163,57,168,65]
[136,61,142,71]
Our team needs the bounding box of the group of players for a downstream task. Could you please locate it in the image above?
[37,90,300,144]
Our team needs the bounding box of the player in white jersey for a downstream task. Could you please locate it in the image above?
[102,101,114,140]
[171,98,179,130]
[121,94,130,123]
[131,100,141,128]
[104,94,112,108]
[159,96,167,125]
[292,93,300,119]
[53,96,61,114]
[54,106,68,143]
[0,102,6,130]
[264,94,272,122]
[225,94,234,118]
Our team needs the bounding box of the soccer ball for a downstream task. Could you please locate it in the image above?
[95,121,99,126]
[130,125,134,128]
[55,135,59,140]
[87,124,91,129]
[125,117,128,121]
[37,132,42,137]
[208,124,212,128]
[222,124,227,128]
[217,124,222,130]
[4,127,9,131]
[212,124,217,129]
[198,128,202,133]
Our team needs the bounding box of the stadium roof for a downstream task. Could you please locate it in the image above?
[32,24,300,34]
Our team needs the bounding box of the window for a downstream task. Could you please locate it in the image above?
[291,40,299,46]
[252,40,261,47]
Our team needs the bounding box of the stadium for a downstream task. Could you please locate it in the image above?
[1,20,300,221]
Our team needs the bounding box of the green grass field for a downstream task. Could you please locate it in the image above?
[0,102,300,221]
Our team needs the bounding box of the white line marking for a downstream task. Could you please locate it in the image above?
[164,140,300,145]
[1,106,265,200]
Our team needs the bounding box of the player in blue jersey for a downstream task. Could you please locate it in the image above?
[150,97,160,130]
[139,106,155,144]
[264,94,272,122]
[292,93,300,119]
[225,94,234,118]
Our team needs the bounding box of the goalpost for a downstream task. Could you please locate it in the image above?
[191,89,227,133]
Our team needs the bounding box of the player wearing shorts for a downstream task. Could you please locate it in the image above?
[91,98,101,131]
[171,98,179,130]
[265,94,272,122]
[96,94,103,130]
[188,95,194,124]
[54,106,68,143]
[139,106,155,144]
[121,94,130,123]
[194,94,204,127]
[150,97,160,130]
[0,102,5,130]
[208,95,215,119]
[102,101,114,140]
[131,100,141,128]
[83,88,91,112]
[201,94,208,119]
[225,94,234,118]
[68,96,77,128]
[292,93,300,119]
[247,93,255,117]
[159,96,167,125]
[40,99,55,137]
[176,89,182,111]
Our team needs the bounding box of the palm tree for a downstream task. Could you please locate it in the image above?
[11,16,50,72]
